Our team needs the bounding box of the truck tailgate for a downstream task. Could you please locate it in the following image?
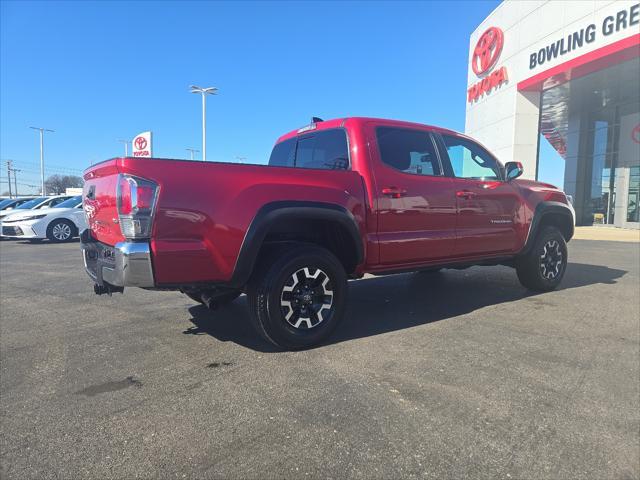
[83,159,125,246]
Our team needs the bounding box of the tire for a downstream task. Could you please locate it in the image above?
[46,219,76,243]
[516,226,568,291]
[185,290,241,307]
[247,244,347,350]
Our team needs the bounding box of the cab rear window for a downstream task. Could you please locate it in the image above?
[268,138,296,167]
[268,129,349,170]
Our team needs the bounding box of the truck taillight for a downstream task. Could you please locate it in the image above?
[118,176,133,215]
[116,174,159,239]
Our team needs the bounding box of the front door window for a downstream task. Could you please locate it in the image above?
[441,135,502,180]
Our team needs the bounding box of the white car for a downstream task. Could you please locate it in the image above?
[0,197,37,219]
[1,195,86,242]
[0,195,73,220]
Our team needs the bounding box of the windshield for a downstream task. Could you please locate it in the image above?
[0,199,16,209]
[55,196,82,208]
[15,197,48,210]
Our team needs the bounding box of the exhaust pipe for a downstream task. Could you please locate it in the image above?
[200,292,219,310]
[94,283,124,296]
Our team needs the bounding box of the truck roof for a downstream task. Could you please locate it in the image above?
[275,117,462,144]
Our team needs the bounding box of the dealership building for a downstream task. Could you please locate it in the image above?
[465,0,640,228]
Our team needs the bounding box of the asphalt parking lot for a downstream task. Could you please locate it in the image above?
[1,238,638,479]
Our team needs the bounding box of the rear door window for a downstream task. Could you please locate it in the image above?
[376,127,442,176]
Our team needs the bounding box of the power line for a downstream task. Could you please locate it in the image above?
[0,159,85,174]
[8,162,84,174]
[0,180,40,188]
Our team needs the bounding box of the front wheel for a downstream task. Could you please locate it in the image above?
[516,226,568,291]
[247,244,347,350]
[46,219,76,243]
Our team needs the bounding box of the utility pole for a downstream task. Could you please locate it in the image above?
[235,156,247,163]
[186,148,200,160]
[117,139,130,156]
[11,167,20,197]
[5,160,12,198]
[29,127,54,195]
[189,85,218,161]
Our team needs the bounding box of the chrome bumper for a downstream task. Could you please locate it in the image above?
[80,230,155,288]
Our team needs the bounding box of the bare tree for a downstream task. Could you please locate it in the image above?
[44,175,84,194]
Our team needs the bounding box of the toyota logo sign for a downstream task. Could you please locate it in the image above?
[467,26,508,103]
[132,131,153,157]
[632,124,640,145]
[472,27,504,76]
[134,136,147,150]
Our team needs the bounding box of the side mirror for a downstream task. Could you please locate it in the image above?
[505,161,523,181]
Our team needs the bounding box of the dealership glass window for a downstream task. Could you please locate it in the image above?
[441,134,500,180]
[376,127,442,176]
[536,58,640,227]
[627,166,640,223]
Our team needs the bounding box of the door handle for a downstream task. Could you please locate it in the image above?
[456,190,477,199]
[382,187,407,198]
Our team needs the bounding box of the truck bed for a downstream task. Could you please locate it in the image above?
[83,157,367,285]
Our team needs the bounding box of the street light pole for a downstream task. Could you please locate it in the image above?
[189,85,218,161]
[29,127,54,195]
[202,93,206,160]
[117,139,130,156]
[186,148,200,160]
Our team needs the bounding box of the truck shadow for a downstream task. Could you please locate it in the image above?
[184,262,627,352]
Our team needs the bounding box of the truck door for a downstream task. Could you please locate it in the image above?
[369,125,457,265]
[436,133,521,256]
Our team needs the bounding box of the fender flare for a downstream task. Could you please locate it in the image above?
[521,201,574,255]
[229,201,364,287]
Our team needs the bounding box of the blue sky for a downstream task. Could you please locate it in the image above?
[1,0,501,194]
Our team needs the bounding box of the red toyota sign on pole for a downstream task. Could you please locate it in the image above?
[132,131,153,157]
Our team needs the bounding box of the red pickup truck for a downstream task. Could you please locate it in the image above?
[81,117,574,349]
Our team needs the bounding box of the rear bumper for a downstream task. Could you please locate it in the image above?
[80,230,155,288]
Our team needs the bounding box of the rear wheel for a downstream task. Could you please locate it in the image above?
[46,219,76,243]
[516,226,567,291]
[247,244,347,350]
